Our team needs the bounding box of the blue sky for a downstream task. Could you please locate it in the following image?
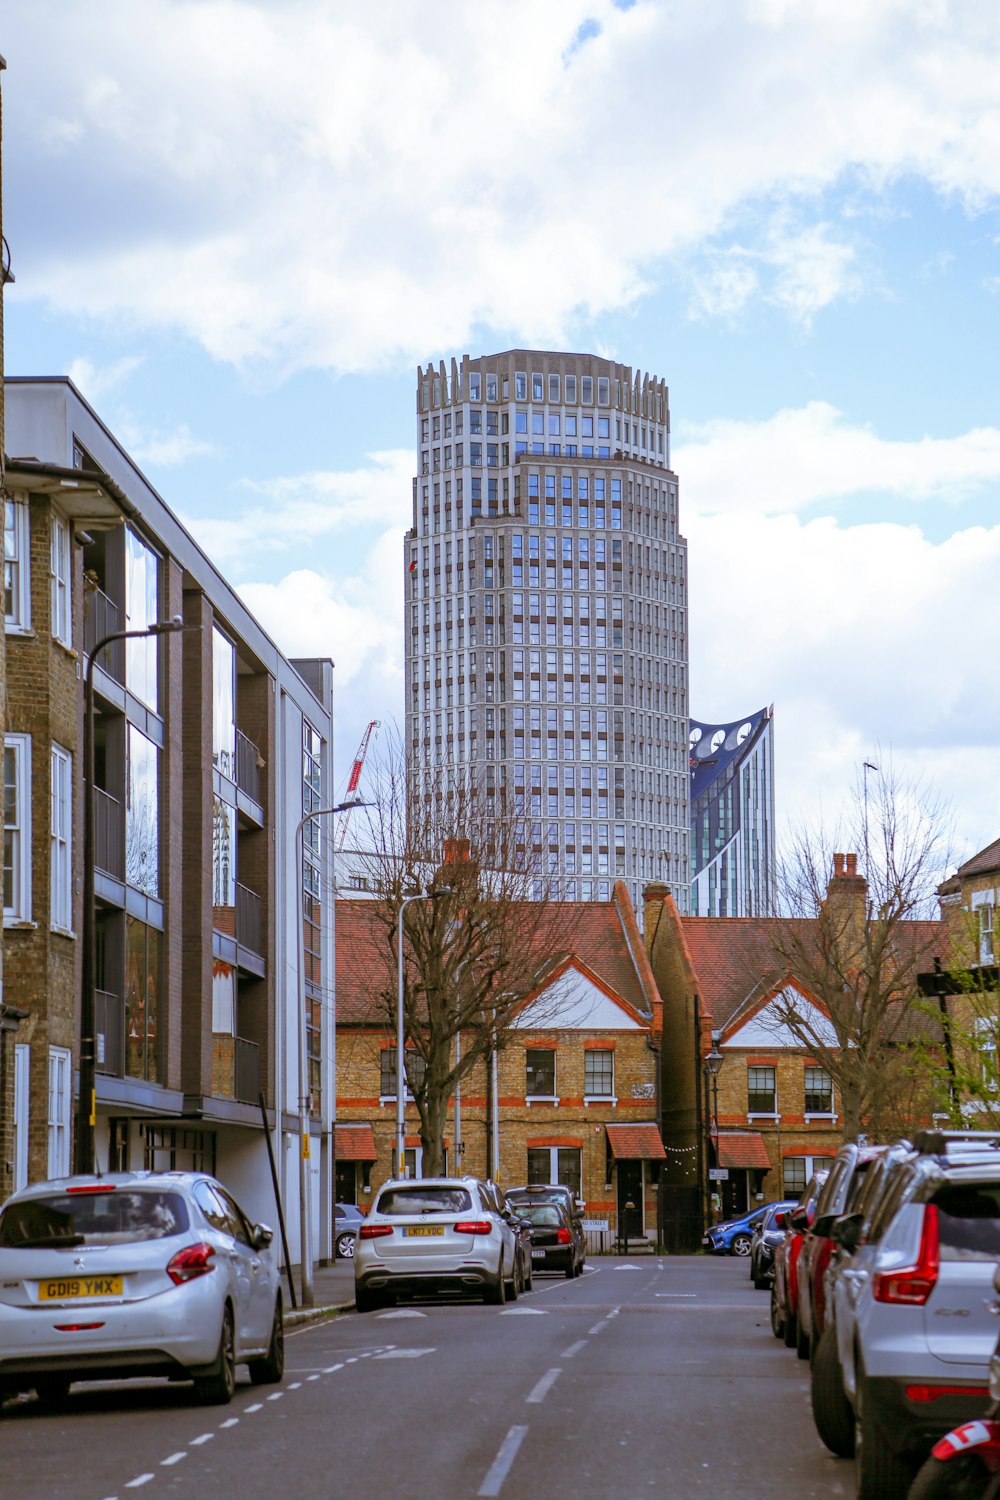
[2,0,998,870]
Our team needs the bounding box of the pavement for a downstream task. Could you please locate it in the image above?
[283,1256,356,1325]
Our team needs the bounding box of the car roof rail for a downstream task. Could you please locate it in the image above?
[912,1128,1000,1157]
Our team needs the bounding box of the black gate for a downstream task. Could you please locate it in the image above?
[661,1184,703,1253]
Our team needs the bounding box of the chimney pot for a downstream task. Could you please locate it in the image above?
[846,853,857,877]
[833,853,845,877]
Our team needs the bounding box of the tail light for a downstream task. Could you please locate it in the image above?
[454,1221,493,1235]
[873,1205,939,1306]
[359,1223,394,1240]
[166,1242,216,1284]
[556,1227,572,1245]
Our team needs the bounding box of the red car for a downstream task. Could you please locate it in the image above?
[770,1170,828,1349]
[794,1144,888,1361]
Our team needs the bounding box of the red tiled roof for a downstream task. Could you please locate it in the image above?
[334,1123,377,1161]
[606,1123,666,1160]
[954,837,1000,881]
[717,1132,771,1170]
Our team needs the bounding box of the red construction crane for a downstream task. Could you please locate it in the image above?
[335,720,379,851]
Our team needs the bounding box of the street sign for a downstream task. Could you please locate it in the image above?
[709,1168,729,1181]
[581,1219,609,1231]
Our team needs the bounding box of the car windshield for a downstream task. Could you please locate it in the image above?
[519,1204,563,1226]
[376,1186,473,1216]
[0,1190,190,1248]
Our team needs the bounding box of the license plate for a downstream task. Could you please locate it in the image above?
[404,1226,444,1237]
[531,1250,545,1260]
[39,1275,123,1301]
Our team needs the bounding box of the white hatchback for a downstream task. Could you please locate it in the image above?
[0,1171,284,1410]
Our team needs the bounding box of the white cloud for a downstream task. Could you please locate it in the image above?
[67,354,144,403]
[676,403,1000,516]
[5,0,1000,373]
[688,218,863,326]
[117,421,215,469]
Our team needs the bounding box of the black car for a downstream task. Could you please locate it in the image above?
[505,1184,586,1273]
[515,1200,582,1278]
[749,1199,797,1289]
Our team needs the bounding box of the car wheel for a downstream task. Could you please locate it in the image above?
[507,1257,519,1301]
[524,1262,533,1293]
[336,1231,357,1260]
[355,1286,381,1314]
[194,1304,236,1406]
[565,1257,576,1279]
[248,1296,284,1386]
[796,1314,810,1360]
[854,1365,915,1500]
[731,1232,752,1256]
[908,1453,995,1500]
[783,1305,797,1350]
[810,1327,854,1457]
[485,1261,507,1305]
[34,1376,72,1409]
[770,1282,785,1339]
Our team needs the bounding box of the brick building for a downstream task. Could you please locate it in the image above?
[2,378,335,1269]
[335,881,667,1247]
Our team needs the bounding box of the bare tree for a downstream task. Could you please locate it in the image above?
[340,728,582,1176]
[759,763,948,1141]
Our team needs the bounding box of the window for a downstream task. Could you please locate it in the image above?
[526,1048,556,1098]
[584,1049,614,1097]
[804,1066,833,1115]
[124,527,162,712]
[527,1145,581,1197]
[50,743,73,933]
[380,1046,426,1098]
[51,512,72,646]
[783,1157,807,1197]
[13,1043,29,1191]
[4,496,31,630]
[747,1065,776,1114]
[979,901,995,965]
[48,1047,72,1179]
[4,734,31,923]
[126,917,162,1084]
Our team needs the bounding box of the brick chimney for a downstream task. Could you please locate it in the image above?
[442,838,471,866]
[824,851,868,943]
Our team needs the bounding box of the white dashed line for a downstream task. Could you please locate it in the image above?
[588,1322,608,1335]
[288,1381,302,1389]
[245,1402,263,1412]
[323,1363,344,1373]
[191,1433,214,1446]
[526,1367,562,1404]
[161,1453,187,1466]
[125,1477,154,1490]
[561,1340,587,1358]
[266,1391,283,1400]
[478,1425,528,1497]
[308,1373,321,1381]
[220,1417,239,1428]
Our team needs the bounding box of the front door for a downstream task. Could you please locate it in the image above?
[335,1161,357,1205]
[721,1169,749,1220]
[617,1160,644,1242]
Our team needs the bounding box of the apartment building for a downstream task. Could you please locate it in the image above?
[689,705,776,917]
[2,378,335,1266]
[405,351,691,919]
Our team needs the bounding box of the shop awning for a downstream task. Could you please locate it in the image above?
[335,1123,377,1161]
[605,1123,667,1160]
[717,1132,771,1170]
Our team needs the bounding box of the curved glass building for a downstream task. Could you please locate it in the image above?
[689,707,775,917]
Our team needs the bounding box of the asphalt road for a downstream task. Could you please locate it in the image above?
[2,1255,856,1500]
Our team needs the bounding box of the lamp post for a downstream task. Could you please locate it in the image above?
[76,615,187,1177]
[396,889,449,1181]
[294,797,369,1308]
[702,1036,725,1225]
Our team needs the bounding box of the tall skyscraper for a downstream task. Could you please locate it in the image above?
[689,706,776,916]
[405,350,690,917]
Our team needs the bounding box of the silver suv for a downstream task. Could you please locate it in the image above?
[831,1130,1000,1499]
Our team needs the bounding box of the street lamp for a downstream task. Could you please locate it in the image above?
[702,1035,725,1225]
[396,888,450,1182]
[294,796,370,1308]
[76,615,187,1177]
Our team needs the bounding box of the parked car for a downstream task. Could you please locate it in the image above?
[515,1200,582,1278]
[495,1190,534,1294]
[770,1171,829,1347]
[353,1177,519,1311]
[795,1143,889,1360]
[505,1184,586,1273]
[704,1201,773,1257]
[830,1130,1000,1500]
[749,1200,797,1288]
[0,1171,283,1409]
[335,1202,365,1259]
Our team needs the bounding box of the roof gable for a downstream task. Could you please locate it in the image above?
[723,982,838,1049]
[511,960,646,1032]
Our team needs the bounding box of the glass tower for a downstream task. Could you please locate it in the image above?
[689,706,776,916]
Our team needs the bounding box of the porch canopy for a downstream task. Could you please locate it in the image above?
[334,1123,377,1161]
[716,1132,770,1170]
[605,1123,667,1160]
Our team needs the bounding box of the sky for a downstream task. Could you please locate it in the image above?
[2,0,998,873]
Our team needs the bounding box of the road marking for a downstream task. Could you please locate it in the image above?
[614,1264,641,1271]
[267,1391,284,1400]
[308,1373,321,1380]
[220,1417,239,1427]
[161,1453,186,1466]
[125,1477,155,1489]
[245,1403,263,1412]
[374,1347,436,1358]
[191,1433,214,1446]
[561,1340,587,1358]
[323,1363,344,1373]
[377,1309,427,1319]
[478,1425,529,1496]
[526,1368,562,1404]
[657,1293,697,1298]
[588,1322,608,1334]
[288,1381,302,1389]
[501,1306,547,1315]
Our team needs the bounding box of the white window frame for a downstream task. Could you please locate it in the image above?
[4,494,32,633]
[48,1046,72,1179]
[14,1043,30,1190]
[51,742,74,934]
[4,733,32,925]
[50,510,72,647]
[583,1047,617,1105]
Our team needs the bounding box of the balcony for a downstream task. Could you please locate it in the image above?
[83,585,124,682]
[212,1034,260,1105]
[94,789,124,880]
[235,728,262,805]
[236,882,262,956]
[95,988,124,1077]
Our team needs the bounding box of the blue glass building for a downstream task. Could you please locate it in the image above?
[689,707,775,917]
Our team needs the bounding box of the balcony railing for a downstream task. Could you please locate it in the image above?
[94,789,124,880]
[236,882,262,956]
[83,586,124,682]
[235,728,262,805]
[234,1036,260,1105]
[95,988,124,1077]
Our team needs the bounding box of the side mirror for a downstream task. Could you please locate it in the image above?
[575,1200,586,1213]
[774,1212,786,1230]
[812,1213,837,1240]
[831,1212,864,1254]
[251,1222,274,1251]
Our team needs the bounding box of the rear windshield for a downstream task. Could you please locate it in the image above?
[933,1183,1000,1261]
[0,1191,190,1248]
[376,1187,472,1216]
[519,1205,563,1226]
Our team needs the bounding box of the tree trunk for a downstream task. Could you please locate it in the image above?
[420,1083,451,1177]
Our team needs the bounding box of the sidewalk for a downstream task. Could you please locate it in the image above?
[283,1257,356,1326]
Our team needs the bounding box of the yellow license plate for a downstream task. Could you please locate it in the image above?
[39,1275,123,1301]
[404,1226,444,1237]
